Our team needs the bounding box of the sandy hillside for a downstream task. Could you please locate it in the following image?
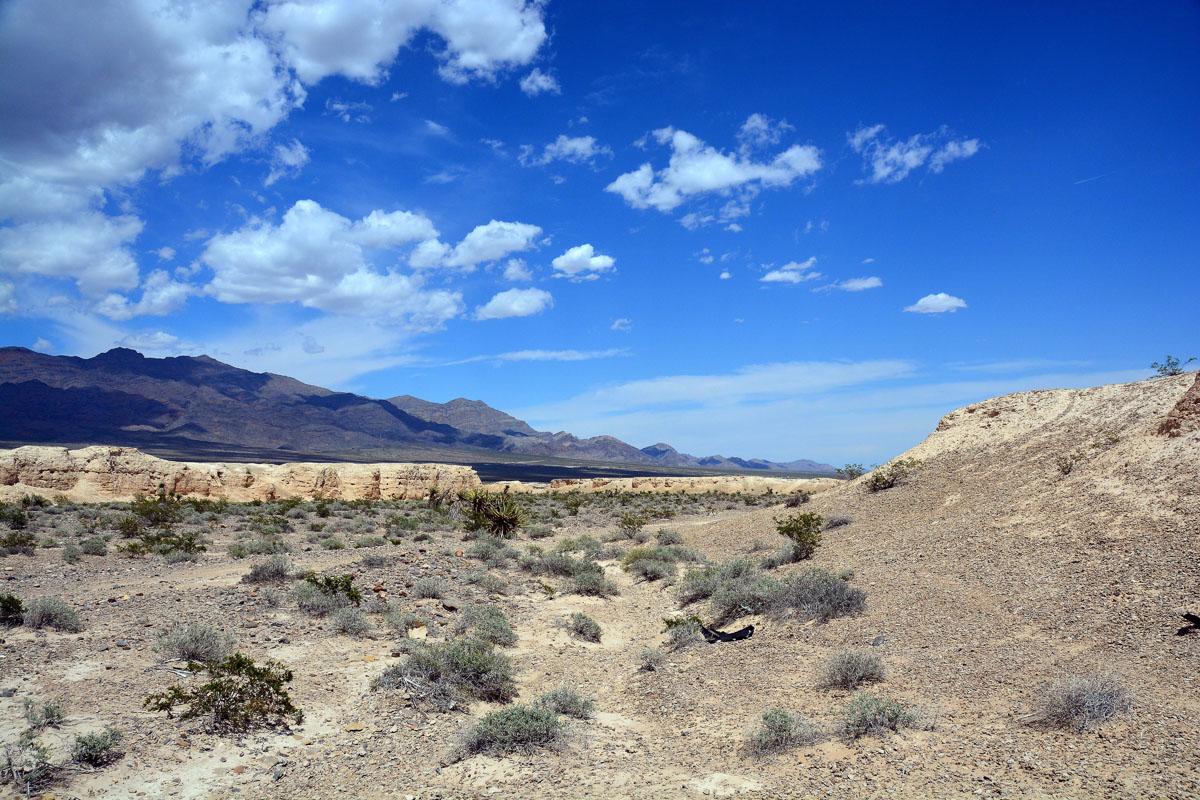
[1,372,1196,800]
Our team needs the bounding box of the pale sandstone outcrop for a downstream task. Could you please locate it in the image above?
[0,446,480,502]
[489,475,839,496]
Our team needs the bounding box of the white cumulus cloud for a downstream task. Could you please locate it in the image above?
[201,199,461,326]
[606,117,820,218]
[444,220,542,270]
[474,287,553,320]
[520,135,612,167]
[904,292,967,313]
[848,124,981,184]
[831,276,882,292]
[760,257,821,284]
[611,317,632,331]
[551,244,615,281]
[265,138,311,186]
[519,67,560,96]
[502,258,533,281]
[94,269,193,320]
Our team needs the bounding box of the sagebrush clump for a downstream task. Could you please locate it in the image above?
[838,693,917,739]
[1032,670,1132,732]
[23,597,85,632]
[817,649,885,690]
[71,727,124,767]
[456,705,561,758]
[567,612,602,643]
[746,708,823,758]
[535,687,595,719]
[155,622,235,663]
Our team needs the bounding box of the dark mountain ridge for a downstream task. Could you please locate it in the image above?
[0,347,835,473]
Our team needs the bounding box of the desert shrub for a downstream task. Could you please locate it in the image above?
[554,535,604,558]
[244,535,289,555]
[81,536,108,555]
[563,493,585,516]
[2,733,55,794]
[244,554,292,584]
[38,536,59,548]
[836,464,865,480]
[0,594,24,626]
[707,567,867,625]
[331,607,373,637]
[0,505,30,531]
[677,559,756,605]
[1054,452,1082,476]
[833,568,855,581]
[745,708,823,758]
[535,687,594,719]
[71,726,124,767]
[304,571,362,604]
[1151,355,1196,377]
[663,615,704,651]
[783,491,812,508]
[354,535,387,548]
[616,513,646,538]
[23,698,65,729]
[164,549,199,564]
[455,605,517,647]
[468,536,518,567]
[156,621,235,663]
[23,597,84,632]
[863,459,923,492]
[227,543,249,559]
[823,514,853,530]
[838,693,916,739]
[372,637,516,707]
[292,583,347,617]
[457,705,561,758]
[465,571,509,594]
[817,649,885,690]
[359,553,391,568]
[637,648,665,672]
[1032,670,1132,732]
[522,550,602,579]
[655,529,683,545]
[320,536,346,550]
[412,577,448,599]
[0,526,36,553]
[567,612,602,643]
[527,524,553,539]
[564,571,619,597]
[769,512,822,564]
[144,653,302,732]
[62,543,82,564]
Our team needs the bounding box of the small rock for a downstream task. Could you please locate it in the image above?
[871,635,886,647]
[344,722,365,732]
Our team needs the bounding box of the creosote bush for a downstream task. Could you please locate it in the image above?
[567,612,602,643]
[456,705,562,759]
[746,708,823,758]
[535,687,594,719]
[144,653,302,732]
[23,699,65,730]
[23,597,85,632]
[817,649,885,690]
[0,593,23,626]
[762,511,823,568]
[863,458,923,492]
[1033,670,1132,732]
[156,621,235,663]
[71,727,124,767]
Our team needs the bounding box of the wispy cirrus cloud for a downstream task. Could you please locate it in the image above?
[445,348,628,366]
[849,124,980,184]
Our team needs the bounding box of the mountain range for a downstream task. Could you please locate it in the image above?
[0,347,835,474]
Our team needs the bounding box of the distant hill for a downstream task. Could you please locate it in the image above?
[0,347,835,473]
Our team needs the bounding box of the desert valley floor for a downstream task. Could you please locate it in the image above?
[1,372,1198,799]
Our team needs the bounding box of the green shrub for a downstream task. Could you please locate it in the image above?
[655,529,683,546]
[535,687,594,719]
[457,705,561,758]
[156,622,235,663]
[372,637,516,708]
[23,597,84,632]
[663,615,704,651]
[564,571,619,597]
[354,535,387,548]
[677,559,755,605]
[144,653,302,732]
[764,512,822,567]
[304,571,362,604]
[838,693,916,739]
[331,607,373,637]
[817,649,885,690]
[245,554,292,583]
[0,593,24,626]
[1032,671,1132,732]
[62,543,83,564]
[863,459,923,492]
[616,513,645,538]
[746,708,823,758]
[567,612,602,643]
[456,605,517,647]
[704,567,867,625]
[320,536,346,550]
[81,536,108,555]
[71,727,124,767]
[836,464,865,480]
[460,490,527,538]
[1151,355,1196,377]
[23,698,65,729]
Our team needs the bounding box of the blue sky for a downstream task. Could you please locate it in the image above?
[1,1,1197,465]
